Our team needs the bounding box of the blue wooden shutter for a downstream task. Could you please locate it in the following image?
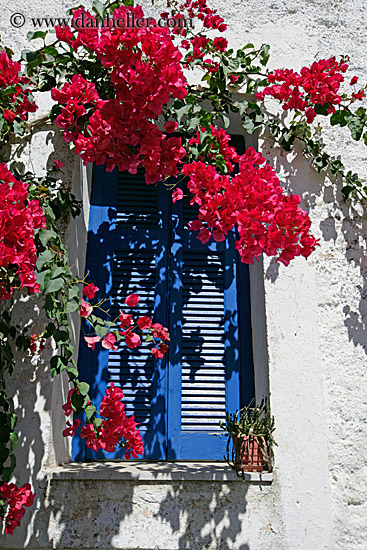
[167,134,254,460]
[167,195,252,459]
[73,166,170,460]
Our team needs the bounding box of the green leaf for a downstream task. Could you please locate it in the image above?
[95,324,109,338]
[0,422,11,443]
[221,114,230,129]
[92,0,105,18]
[347,113,366,141]
[71,391,87,414]
[186,116,201,131]
[9,432,18,452]
[13,120,25,135]
[68,284,80,300]
[43,322,55,338]
[50,266,67,280]
[36,269,51,290]
[85,405,96,421]
[314,104,329,116]
[44,277,65,295]
[64,299,79,313]
[242,116,255,134]
[330,110,348,127]
[25,50,41,63]
[53,329,69,343]
[38,228,57,246]
[0,445,9,463]
[27,30,47,41]
[176,104,191,124]
[78,382,90,396]
[36,249,56,270]
[259,44,270,66]
[341,185,354,200]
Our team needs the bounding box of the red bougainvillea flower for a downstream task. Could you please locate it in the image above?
[136,316,153,330]
[78,382,144,457]
[0,482,35,534]
[29,334,46,354]
[3,109,15,123]
[79,298,92,318]
[84,335,101,350]
[62,418,82,437]
[83,282,99,299]
[256,56,363,118]
[99,383,125,418]
[0,51,38,128]
[124,293,140,307]
[182,136,319,266]
[172,188,184,203]
[51,4,188,184]
[0,163,45,301]
[80,423,102,452]
[120,328,141,349]
[119,310,132,328]
[151,347,164,359]
[165,120,178,133]
[102,332,118,351]
[54,160,64,170]
[62,388,75,416]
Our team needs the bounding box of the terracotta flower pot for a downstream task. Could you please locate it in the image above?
[232,435,265,472]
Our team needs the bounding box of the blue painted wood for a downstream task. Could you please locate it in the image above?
[74,134,254,462]
[73,168,169,460]
[167,192,244,459]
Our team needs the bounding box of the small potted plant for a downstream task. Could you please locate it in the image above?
[219,397,276,474]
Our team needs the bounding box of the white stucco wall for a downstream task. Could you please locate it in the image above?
[1,1,367,549]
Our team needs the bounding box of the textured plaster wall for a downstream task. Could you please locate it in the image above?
[1,0,367,549]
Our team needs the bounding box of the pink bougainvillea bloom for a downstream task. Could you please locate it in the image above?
[197,228,211,244]
[83,282,99,299]
[121,328,141,349]
[136,316,152,330]
[0,482,35,534]
[165,121,178,133]
[229,74,240,85]
[172,188,183,203]
[62,388,75,416]
[102,332,118,351]
[54,160,64,170]
[151,346,166,359]
[119,310,132,327]
[84,335,101,349]
[3,109,15,123]
[350,76,358,85]
[62,418,82,437]
[79,298,92,318]
[124,293,140,307]
[213,37,228,52]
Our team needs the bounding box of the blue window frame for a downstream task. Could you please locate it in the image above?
[72,135,255,461]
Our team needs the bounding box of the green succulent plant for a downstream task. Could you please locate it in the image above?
[220,397,276,473]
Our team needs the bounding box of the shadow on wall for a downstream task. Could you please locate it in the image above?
[261,132,367,355]
[0,125,79,548]
[28,474,257,549]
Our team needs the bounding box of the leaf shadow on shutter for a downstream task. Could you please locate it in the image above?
[74,166,169,460]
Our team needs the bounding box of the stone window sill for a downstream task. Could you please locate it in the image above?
[47,461,273,483]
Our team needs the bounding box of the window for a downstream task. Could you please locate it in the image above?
[72,135,255,461]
